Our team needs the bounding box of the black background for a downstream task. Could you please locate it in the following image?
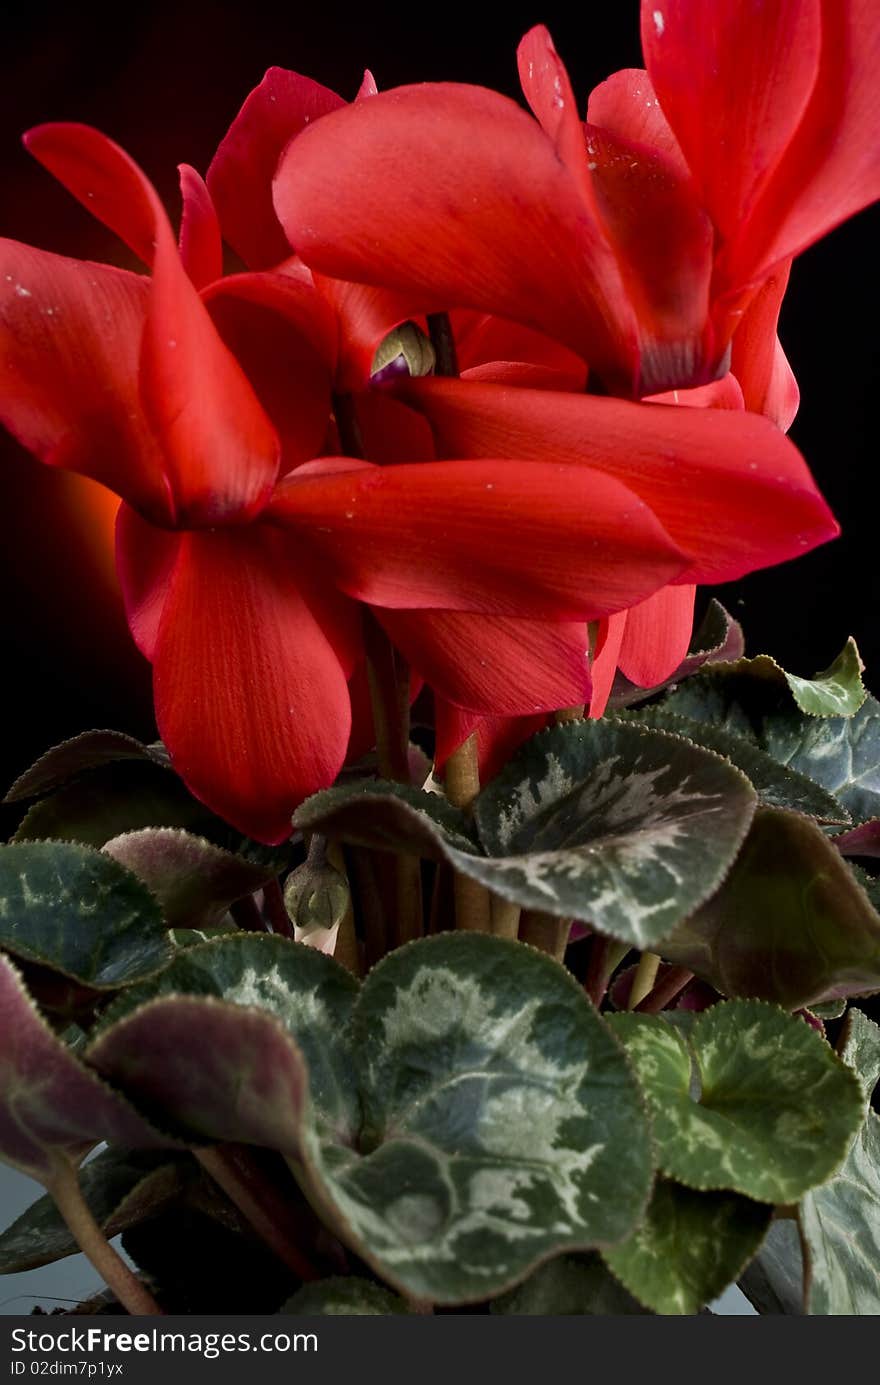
[0,1,877,796]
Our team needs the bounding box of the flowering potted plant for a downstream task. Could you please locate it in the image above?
[0,0,878,1317]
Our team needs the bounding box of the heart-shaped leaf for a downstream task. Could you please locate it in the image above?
[0,953,174,1182]
[294,780,479,859]
[12,760,206,847]
[4,731,166,803]
[280,1278,413,1315]
[0,840,172,988]
[102,829,277,929]
[617,708,848,822]
[608,1001,863,1203]
[660,808,880,1009]
[0,1149,190,1272]
[491,1254,648,1314]
[608,600,744,709]
[601,1178,772,1315]
[797,1009,880,1314]
[783,638,866,718]
[663,667,880,825]
[95,935,360,1142]
[466,720,756,946]
[86,933,654,1305]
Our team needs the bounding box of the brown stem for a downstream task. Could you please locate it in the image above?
[635,965,694,1014]
[584,936,631,1006]
[345,845,389,967]
[519,910,571,961]
[195,1146,320,1281]
[444,734,492,932]
[555,705,585,724]
[628,951,662,1010]
[491,895,521,939]
[426,312,460,377]
[48,1158,163,1315]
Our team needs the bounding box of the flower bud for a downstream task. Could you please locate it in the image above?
[371,320,436,384]
[283,855,350,935]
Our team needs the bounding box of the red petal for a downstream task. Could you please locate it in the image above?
[268,455,686,619]
[26,123,280,526]
[401,378,838,583]
[376,610,591,714]
[313,273,421,392]
[453,310,587,385]
[721,0,880,286]
[115,503,181,660]
[153,525,351,843]
[178,164,223,290]
[207,68,346,270]
[646,375,744,410]
[274,83,640,394]
[0,240,173,517]
[517,26,595,201]
[202,271,335,471]
[589,614,627,718]
[587,68,689,179]
[616,584,696,687]
[729,263,799,431]
[641,1,823,243]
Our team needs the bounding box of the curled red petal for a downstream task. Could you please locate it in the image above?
[616,584,696,688]
[115,502,181,661]
[274,82,640,394]
[25,123,279,526]
[376,610,591,715]
[178,164,223,290]
[729,263,800,431]
[152,525,352,843]
[587,68,689,180]
[589,614,627,719]
[268,455,686,619]
[401,378,838,584]
[207,68,345,270]
[0,240,173,517]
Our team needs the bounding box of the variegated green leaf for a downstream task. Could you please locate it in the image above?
[87,933,653,1305]
[0,954,175,1182]
[4,730,166,803]
[738,1219,805,1315]
[660,808,880,1009]
[609,1001,863,1203]
[662,666,880,825]
[601,1178,771,1315]
[280,1278,413,1315]
[616,708,848,822]
[95,935,360,1143]
[0,1149,190,1272]
[465,720,756,946]
[797,1009,880,1314]
[491,1253,648,1314]
[293,779,479,858]
[0,840,172,988]
[783,638,866,718]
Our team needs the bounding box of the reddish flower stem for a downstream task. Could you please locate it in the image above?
[635,965,695,1014]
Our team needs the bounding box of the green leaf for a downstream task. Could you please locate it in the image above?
[279,1278,413,1315]
[4,731,165,804]
[294,779,479,858]
[0,1150,190,1272]
[616,708,849,822]
[87,933,654,1305]
[797,1009,880,1314]
[601,1178,772,1315]
[609,1001,864,1203]
[12,760,206,847]
[315,933,653,1304]
[491,1254,649,1315]
[738,1220,805,1315]
[0,954,175,1182]
[783,638,866,718]
[466,720,756,946]
[660,808,880,1009]
[808,999,848,1021]
[94,934,360,1143]
[608,600,744,710]
[662,665,880,825]
[0,840,172,988]
[102,829,278,929]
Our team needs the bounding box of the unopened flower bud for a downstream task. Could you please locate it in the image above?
[283,854,350,935]
[371,320,436,384]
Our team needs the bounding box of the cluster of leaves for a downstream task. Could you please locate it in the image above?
[1,614,878,1314]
